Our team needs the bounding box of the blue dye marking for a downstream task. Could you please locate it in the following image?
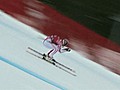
[0,56,67,90]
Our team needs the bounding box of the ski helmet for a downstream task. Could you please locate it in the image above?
[62,39,69,46]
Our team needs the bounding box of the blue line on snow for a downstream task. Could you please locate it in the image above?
[0,56,67,90]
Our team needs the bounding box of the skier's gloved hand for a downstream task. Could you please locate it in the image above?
[64,48,71,52]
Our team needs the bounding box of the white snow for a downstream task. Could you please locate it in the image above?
[0,10,120,90]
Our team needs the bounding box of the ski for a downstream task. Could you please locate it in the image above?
[26,50,76,76]
[52,59,75,73]
[28,47,76,73]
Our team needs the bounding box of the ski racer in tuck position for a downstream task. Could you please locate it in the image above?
[43,35,71,61]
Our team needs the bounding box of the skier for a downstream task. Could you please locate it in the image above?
[43,35,71,60]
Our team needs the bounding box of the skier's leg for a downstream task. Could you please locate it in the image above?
[43,40,53,49]
[43,40,60,60]
[48,48,57,58]
[46,44,59,60]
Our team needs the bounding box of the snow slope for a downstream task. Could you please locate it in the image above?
[0,10,120,90]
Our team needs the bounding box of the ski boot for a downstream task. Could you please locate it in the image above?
[42,54,55,65]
